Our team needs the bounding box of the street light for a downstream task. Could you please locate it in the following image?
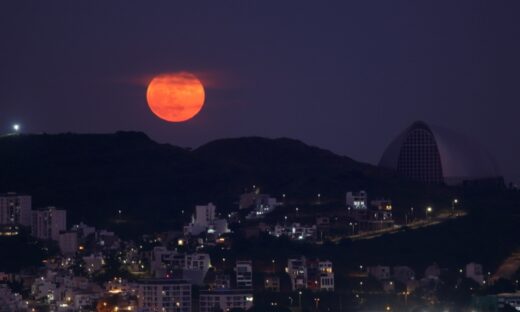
[13,124,20,132]
[452,198,459,215]
[426,206,433,219]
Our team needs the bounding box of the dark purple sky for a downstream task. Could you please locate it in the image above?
[1,1,519,182]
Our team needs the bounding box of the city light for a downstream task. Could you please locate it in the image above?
[13,124,20,132]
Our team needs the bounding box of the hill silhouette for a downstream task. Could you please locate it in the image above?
[0,131,448,232]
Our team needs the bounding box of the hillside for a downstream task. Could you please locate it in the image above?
[0,132,449,232]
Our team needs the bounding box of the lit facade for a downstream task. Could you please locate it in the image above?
[346,191,368,210]
[184,203,229,236]
[134,279,191,312]
[236,260,253,289]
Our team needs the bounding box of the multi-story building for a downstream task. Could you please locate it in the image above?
[306,260,335,291]
[0,193,32,227]
[134,279,191,312]
[199,289,253,312]
[194,203,216,227]
[31,207,66,241]
[150,247,211,285]
[184,203,229,237]
[317,260,335,291]
[287,257,334,291]
[236,260,253,288]
[271,223,317,241]
[287,257,308,290]
[346,191,367,210]
[350,198,394,231]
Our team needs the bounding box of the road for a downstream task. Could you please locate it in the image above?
[332,211,467,243]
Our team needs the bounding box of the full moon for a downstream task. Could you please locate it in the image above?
[146,72,205,122]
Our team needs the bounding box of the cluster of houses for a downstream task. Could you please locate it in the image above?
[3,190,520,311]
[0,192,335,311]
[365,262,487,293]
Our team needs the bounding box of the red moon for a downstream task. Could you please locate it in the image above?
[146,72,205,122]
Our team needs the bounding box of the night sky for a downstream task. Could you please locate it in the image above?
[1,1,519,182]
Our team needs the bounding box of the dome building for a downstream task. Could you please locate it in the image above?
[379,121,501,185]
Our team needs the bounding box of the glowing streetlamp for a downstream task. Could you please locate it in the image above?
[426,206,433,219]
[452,198,459,215]
[13,124,20,132]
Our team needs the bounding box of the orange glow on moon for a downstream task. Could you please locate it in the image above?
[146,72,205,122]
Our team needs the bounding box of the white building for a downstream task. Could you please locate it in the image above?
[199,289,253,312]
[346,191,367,210]
[32,207,66,241]
[134,279,191,312]
[58,231,78,255]
[0,193,32,227]
[184,203,229,236]
[236,260,253,288]
[194,203,216,227]
[271,223,317,241]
